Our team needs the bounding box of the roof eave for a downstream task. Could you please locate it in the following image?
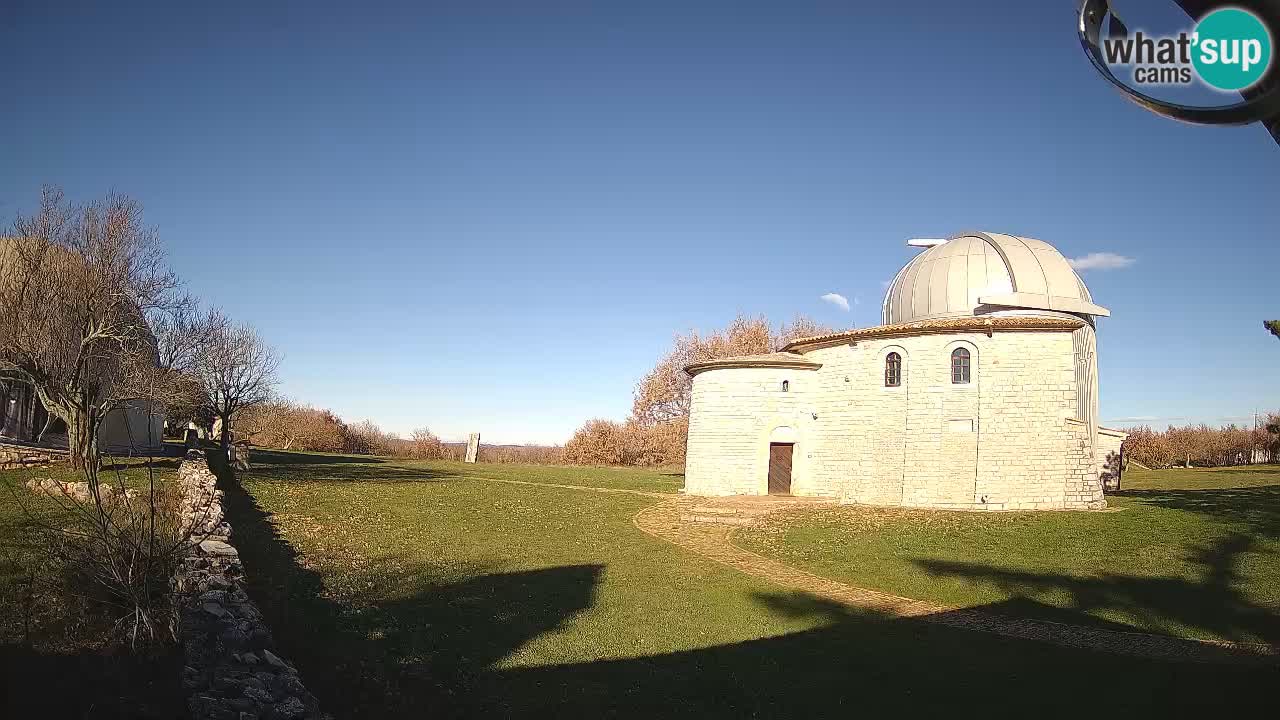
[781,316,1086,354]
[684,358,823,377]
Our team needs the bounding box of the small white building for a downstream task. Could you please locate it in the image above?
[1,380,165,456]
[683,232,1125,511]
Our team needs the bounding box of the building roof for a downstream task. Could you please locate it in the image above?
[780,315,1084,354]
[685,317,1085,375]
[685,352,822,377]
[882,232,1110,325]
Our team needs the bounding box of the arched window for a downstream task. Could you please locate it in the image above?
[781,380,789,392]
[951,347,971,384]
[885,352,901,387]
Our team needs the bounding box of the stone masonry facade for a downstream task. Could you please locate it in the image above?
[175,450,326,720]
[684,327,1107,510]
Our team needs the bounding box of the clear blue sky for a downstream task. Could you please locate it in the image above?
[3,1,1277,444]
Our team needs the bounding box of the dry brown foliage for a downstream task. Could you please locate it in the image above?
[342,419,400,456]
[238,400,347,452]
[564,314,834,467]
[407,427,445,460]
[1122,415,1279,468]
[564,419,632,466]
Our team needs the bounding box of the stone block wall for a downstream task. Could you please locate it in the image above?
[685,367,819,496]
[0,443,66,470]
[175,450,326,720]
[684,327,1107,510]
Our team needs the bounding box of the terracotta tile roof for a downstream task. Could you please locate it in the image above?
[685,352,821,377]
[780,315,1085,354]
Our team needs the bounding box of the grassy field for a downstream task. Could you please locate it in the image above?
[0,455,184,719]
[212,451,1275,718]
[736,465,1280,646]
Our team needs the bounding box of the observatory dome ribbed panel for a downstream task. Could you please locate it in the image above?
[881,232,1104,325]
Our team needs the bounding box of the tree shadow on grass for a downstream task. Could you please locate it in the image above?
[236,449,453,485]
[1114,484,1280,538]
[214,453,603,718]
[247,462,454,484]
[247,449,386,466]
[915,530,1280,646]
[212,454,1277,718]
[1,644,184,719]
[491,591,1275,717]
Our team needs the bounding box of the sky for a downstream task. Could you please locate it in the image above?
[3,1,1278,444]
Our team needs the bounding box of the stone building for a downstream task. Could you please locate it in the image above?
[683,231,1126,510]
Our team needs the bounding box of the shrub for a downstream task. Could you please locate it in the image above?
[1123,416,1278,468]
[12,459,197,652]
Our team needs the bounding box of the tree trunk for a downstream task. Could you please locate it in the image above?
[31,385,98,470]
[65,408,98,471]
[220,415,231,449]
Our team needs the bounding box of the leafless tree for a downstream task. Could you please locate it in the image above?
[409,426,444,459]
[342,419,399,455]
[193,316,281,448]
[0,187,191,469]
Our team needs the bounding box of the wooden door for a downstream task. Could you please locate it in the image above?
[768,443,793,495]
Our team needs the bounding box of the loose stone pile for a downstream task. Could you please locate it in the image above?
[25,476,141,502]
[175,450,325,720]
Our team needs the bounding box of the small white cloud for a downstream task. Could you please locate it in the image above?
[1068,252,1135,271]
[853,295,861,306]
[820,292,850,311]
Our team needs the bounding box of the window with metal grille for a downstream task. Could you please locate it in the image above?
[885,352,901,387]
[951,347,971,384]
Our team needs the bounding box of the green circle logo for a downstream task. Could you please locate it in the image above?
[1191,7,1273,91]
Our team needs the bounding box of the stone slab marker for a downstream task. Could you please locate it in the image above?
[465,432,480,463]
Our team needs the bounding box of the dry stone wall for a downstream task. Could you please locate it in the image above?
[0,442,65,470]
[175,450,326,720]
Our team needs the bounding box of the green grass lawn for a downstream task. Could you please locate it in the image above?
[216,451,1275,718]
[735,465,1280,646]
[0,454,184,719]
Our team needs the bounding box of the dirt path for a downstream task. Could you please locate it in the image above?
[484,477,1278,665]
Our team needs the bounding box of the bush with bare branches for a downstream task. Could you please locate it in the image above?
[408,427,445,459]
[1122,416,1278,468]
[565,419,632,465]
[238,400,346,452]
[567,314,833,467]
[341,419,400,456]
[6,455,216,653]
[1,187,198,469]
